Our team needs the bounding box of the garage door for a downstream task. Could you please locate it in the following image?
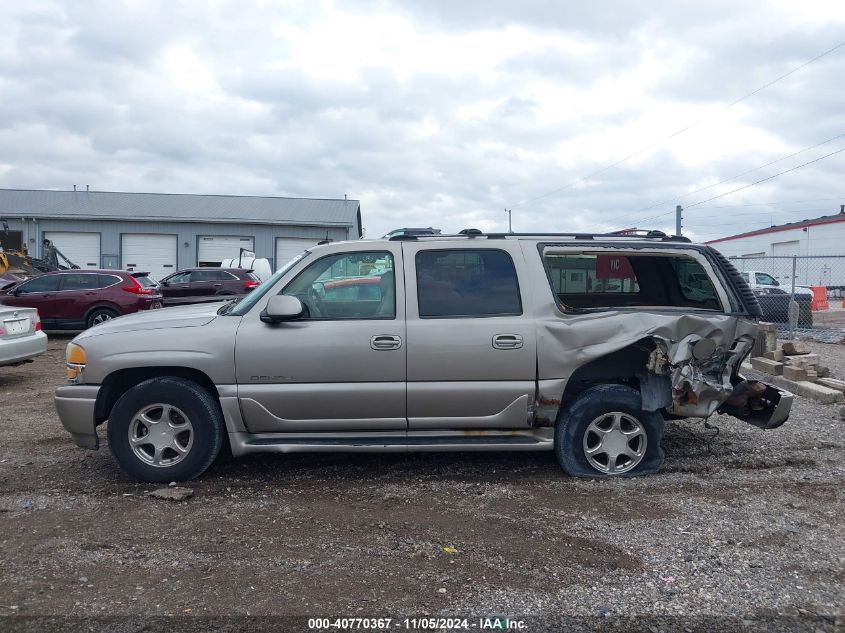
[275,237,321,270]
[43,231,100,269]
[121,234,178,282]
[197,236,254,267]
[772,240,800,256]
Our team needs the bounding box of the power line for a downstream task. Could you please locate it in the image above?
[629,132,845,215]
[685,208,834,220]
[609,147,845,231]
[512,37,845,208]
[691,197,841,209]
[686,147,845,208]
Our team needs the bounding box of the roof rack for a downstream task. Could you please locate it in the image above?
[389,229,691,243]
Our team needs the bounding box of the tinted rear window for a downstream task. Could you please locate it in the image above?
[416,249,522,318]
[134,275,157,288]
[98,274,122,288]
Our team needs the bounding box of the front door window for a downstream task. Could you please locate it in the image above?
[282,251,395,319]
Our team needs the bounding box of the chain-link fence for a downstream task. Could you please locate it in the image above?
[728,255,845,343]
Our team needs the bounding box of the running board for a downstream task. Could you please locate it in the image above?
[228,429,554,457]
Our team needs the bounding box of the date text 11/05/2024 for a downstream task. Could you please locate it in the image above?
[307,617,527,630]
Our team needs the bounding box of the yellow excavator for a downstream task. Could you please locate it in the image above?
[0,230,78,288]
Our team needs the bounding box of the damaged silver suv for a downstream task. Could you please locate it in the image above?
[54,231,791,481]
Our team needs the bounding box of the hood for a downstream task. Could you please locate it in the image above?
[77,302,228,338]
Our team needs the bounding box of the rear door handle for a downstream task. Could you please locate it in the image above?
[492,334,523,349]
[371,335,402,350]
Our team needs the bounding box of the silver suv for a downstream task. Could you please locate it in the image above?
[54,231,791,481]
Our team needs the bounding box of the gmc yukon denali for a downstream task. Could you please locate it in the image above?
[54,231,792,482]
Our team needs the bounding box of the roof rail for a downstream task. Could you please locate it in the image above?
[390,230,691,243]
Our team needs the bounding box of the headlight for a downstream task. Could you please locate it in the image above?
[65,342,87,383]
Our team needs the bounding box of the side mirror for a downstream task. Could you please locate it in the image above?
[160,280,169,287]
[772,279,780,286]
[260,295,305,323]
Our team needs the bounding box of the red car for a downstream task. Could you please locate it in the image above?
[157,267,260,305]
[2,270,162,330]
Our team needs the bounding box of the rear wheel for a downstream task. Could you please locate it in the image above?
[86,308,118,329]
[555,384,665,477]
[107,377,225,482]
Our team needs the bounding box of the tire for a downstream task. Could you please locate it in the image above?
[555,384,665,478]
[86,307,119,329]
[107,377,225,482]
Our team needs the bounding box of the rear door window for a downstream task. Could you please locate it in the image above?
[415,249,522,318]
[190,270,218,282]
[543,251,721,311]
[59,273,99,291]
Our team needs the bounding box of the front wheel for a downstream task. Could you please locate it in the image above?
[555,384,665,477]
[107,377,225,482]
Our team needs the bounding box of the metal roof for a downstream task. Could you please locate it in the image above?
[0,188,362,232]
[705,211,845,244]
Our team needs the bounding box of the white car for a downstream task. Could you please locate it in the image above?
[738,271,814,297]
[0,305,47,367]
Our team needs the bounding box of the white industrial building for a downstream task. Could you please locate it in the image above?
[706,208,845,288]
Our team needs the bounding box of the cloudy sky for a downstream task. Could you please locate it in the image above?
[1,1,844,240]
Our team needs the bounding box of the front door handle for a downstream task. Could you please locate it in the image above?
[492,334,523,350]
[371,335,402,350]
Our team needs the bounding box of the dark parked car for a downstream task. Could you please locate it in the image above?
[157,268,260,305]
[752,287,813,327]
[2,270,162,329]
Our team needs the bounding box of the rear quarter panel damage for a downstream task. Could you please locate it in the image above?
[535,310,767,422]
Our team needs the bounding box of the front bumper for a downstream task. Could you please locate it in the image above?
[54,385,100,449]
[0,331,47,367]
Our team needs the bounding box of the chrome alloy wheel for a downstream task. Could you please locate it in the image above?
[582,412,647,475]
[127,404,194,467]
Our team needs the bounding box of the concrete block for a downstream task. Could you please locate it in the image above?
[805,369,818,381]
[750,357,784,375]
[789,381,845,404]
[782,341,809,355]
[764,349,785,362]
[783,365,808,381]
[787,354,820,368]
[741,362,844,404]
[818,377,845,392]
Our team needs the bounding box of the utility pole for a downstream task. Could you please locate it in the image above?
[675,205,683,236]
[505,208,512,233]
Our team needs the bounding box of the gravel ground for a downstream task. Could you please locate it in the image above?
[1,334,844,632]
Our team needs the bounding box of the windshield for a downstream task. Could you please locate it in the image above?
[226,252,308,316]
